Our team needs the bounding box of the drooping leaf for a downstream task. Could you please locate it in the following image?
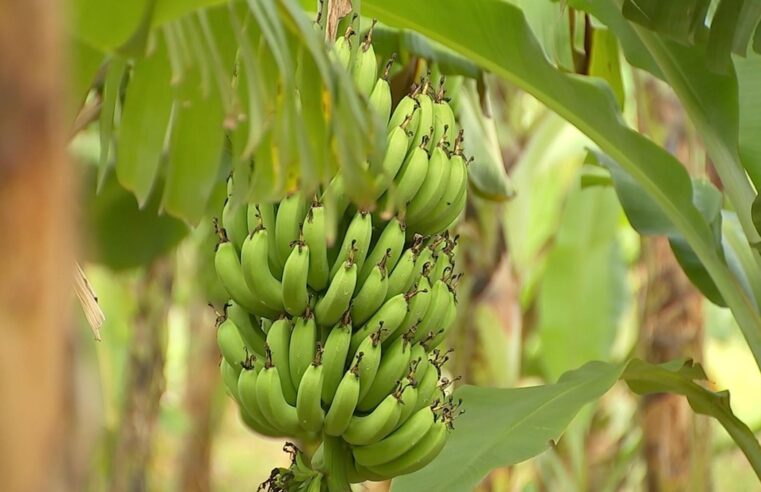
[69,39,105,118]
[83,170,188,271]
[115,35,174,206]
[588,27,624,108]
[622,359,761,479]
[736,53,761,194]
[621,0,709,44]
[161,31,226,225]
[98,57,127,188]
[391,361,626,492]
[71,0,151,51]
[538,184,627,380]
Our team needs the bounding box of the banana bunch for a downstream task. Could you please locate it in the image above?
[213,19,471,491]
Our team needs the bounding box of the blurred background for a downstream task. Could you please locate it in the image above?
[69,73,761,491]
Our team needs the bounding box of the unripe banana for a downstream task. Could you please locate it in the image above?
[412,80,434,151]
[385,246,421,301]
[352,24,378,97]
[238,365,282,436]
[227,301,266,357]
[215,239,278,319]
[350,253,390,326]
[369,55,395,123]
[217,317,247,368]
[296,348,325,433]
[426,289,458,349]
[409,343,430,382]
[431,79,456,147]
[222,198,248,253]
[373,113,414,199]
[321,176,350,241]
[239,406,283,438]
[240,229,285,313]
[359,217,406,286]
[350,292,412,354]
[342,392,402,445]
[422,179,467,236]
[388,90,420,138]
[303,203,330,291]
[289,312,317,388]
[256,364,302,435]
[357,333,412,411]
[415,280,451,343]
[390,141,430,210]
[315,256,358,327]
[266,320,298,405]
[414,360,440,412]
[332,28,354,70]
[396,377,419,427]
[321,314,352,405]
[365,420,449,478]
[406,142,452,223]
[387,275,432,347]
[330,210,372,279]
[275,193,307,268]
[221,359,241,400]
[355,330,383,402]
[352,406,435,467]
[412,140,468,235]
[324,356,361,436]
[248,203,281,276]
[281,241,310,317]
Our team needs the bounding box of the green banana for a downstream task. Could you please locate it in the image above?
[415,280,451,343]
[426,289,458,349]
[240,228,285,313]
[227,301,266,357]
[388,88,420,138]
[390,275,432,346]
[256,363,302,435]
[217,317,247,368]
[359,217,406,285]
[356,330,383,402]
[373,115,414,198]
[275,193,307,268]
[238,365,282,436]
[296,348,325,433]
[396,377,419,427]
[357,333,411,411]
[391,140,430,210]
[333,27,354,70]
[289,312,317,389]
[352,407,435,467]
[414,360,440,412]
[266,319,298,405]
[412,79,434,151]
[365,420,449,478]
[321,175,350,241]
[406,142,452,223]
[350,291,412,354]
[431,79,456,146]
[282,240,310,316]
[342,392,402,445]
[303,203,330,291]
[214,239,277,319]
[221,198,248,253]
[369,55,395,122]
[385,244,421,301]
[409,344,430,383]
[221,359,241,400]
[352,23,378,96]
[350,252,390,326]
[321,314,352,405]
[248,203,282,277]
[412,138,468,235]
[430,251,453,284]
[329,210,372,279]
[324,355,361,436]
[314,256,357,327]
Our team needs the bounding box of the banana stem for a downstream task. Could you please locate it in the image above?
[322,435,352,491]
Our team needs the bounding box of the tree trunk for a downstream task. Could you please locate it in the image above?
[177,302,219,492]
[110,261,173,492]
[0,1,72,491]
[640,236,711,491]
